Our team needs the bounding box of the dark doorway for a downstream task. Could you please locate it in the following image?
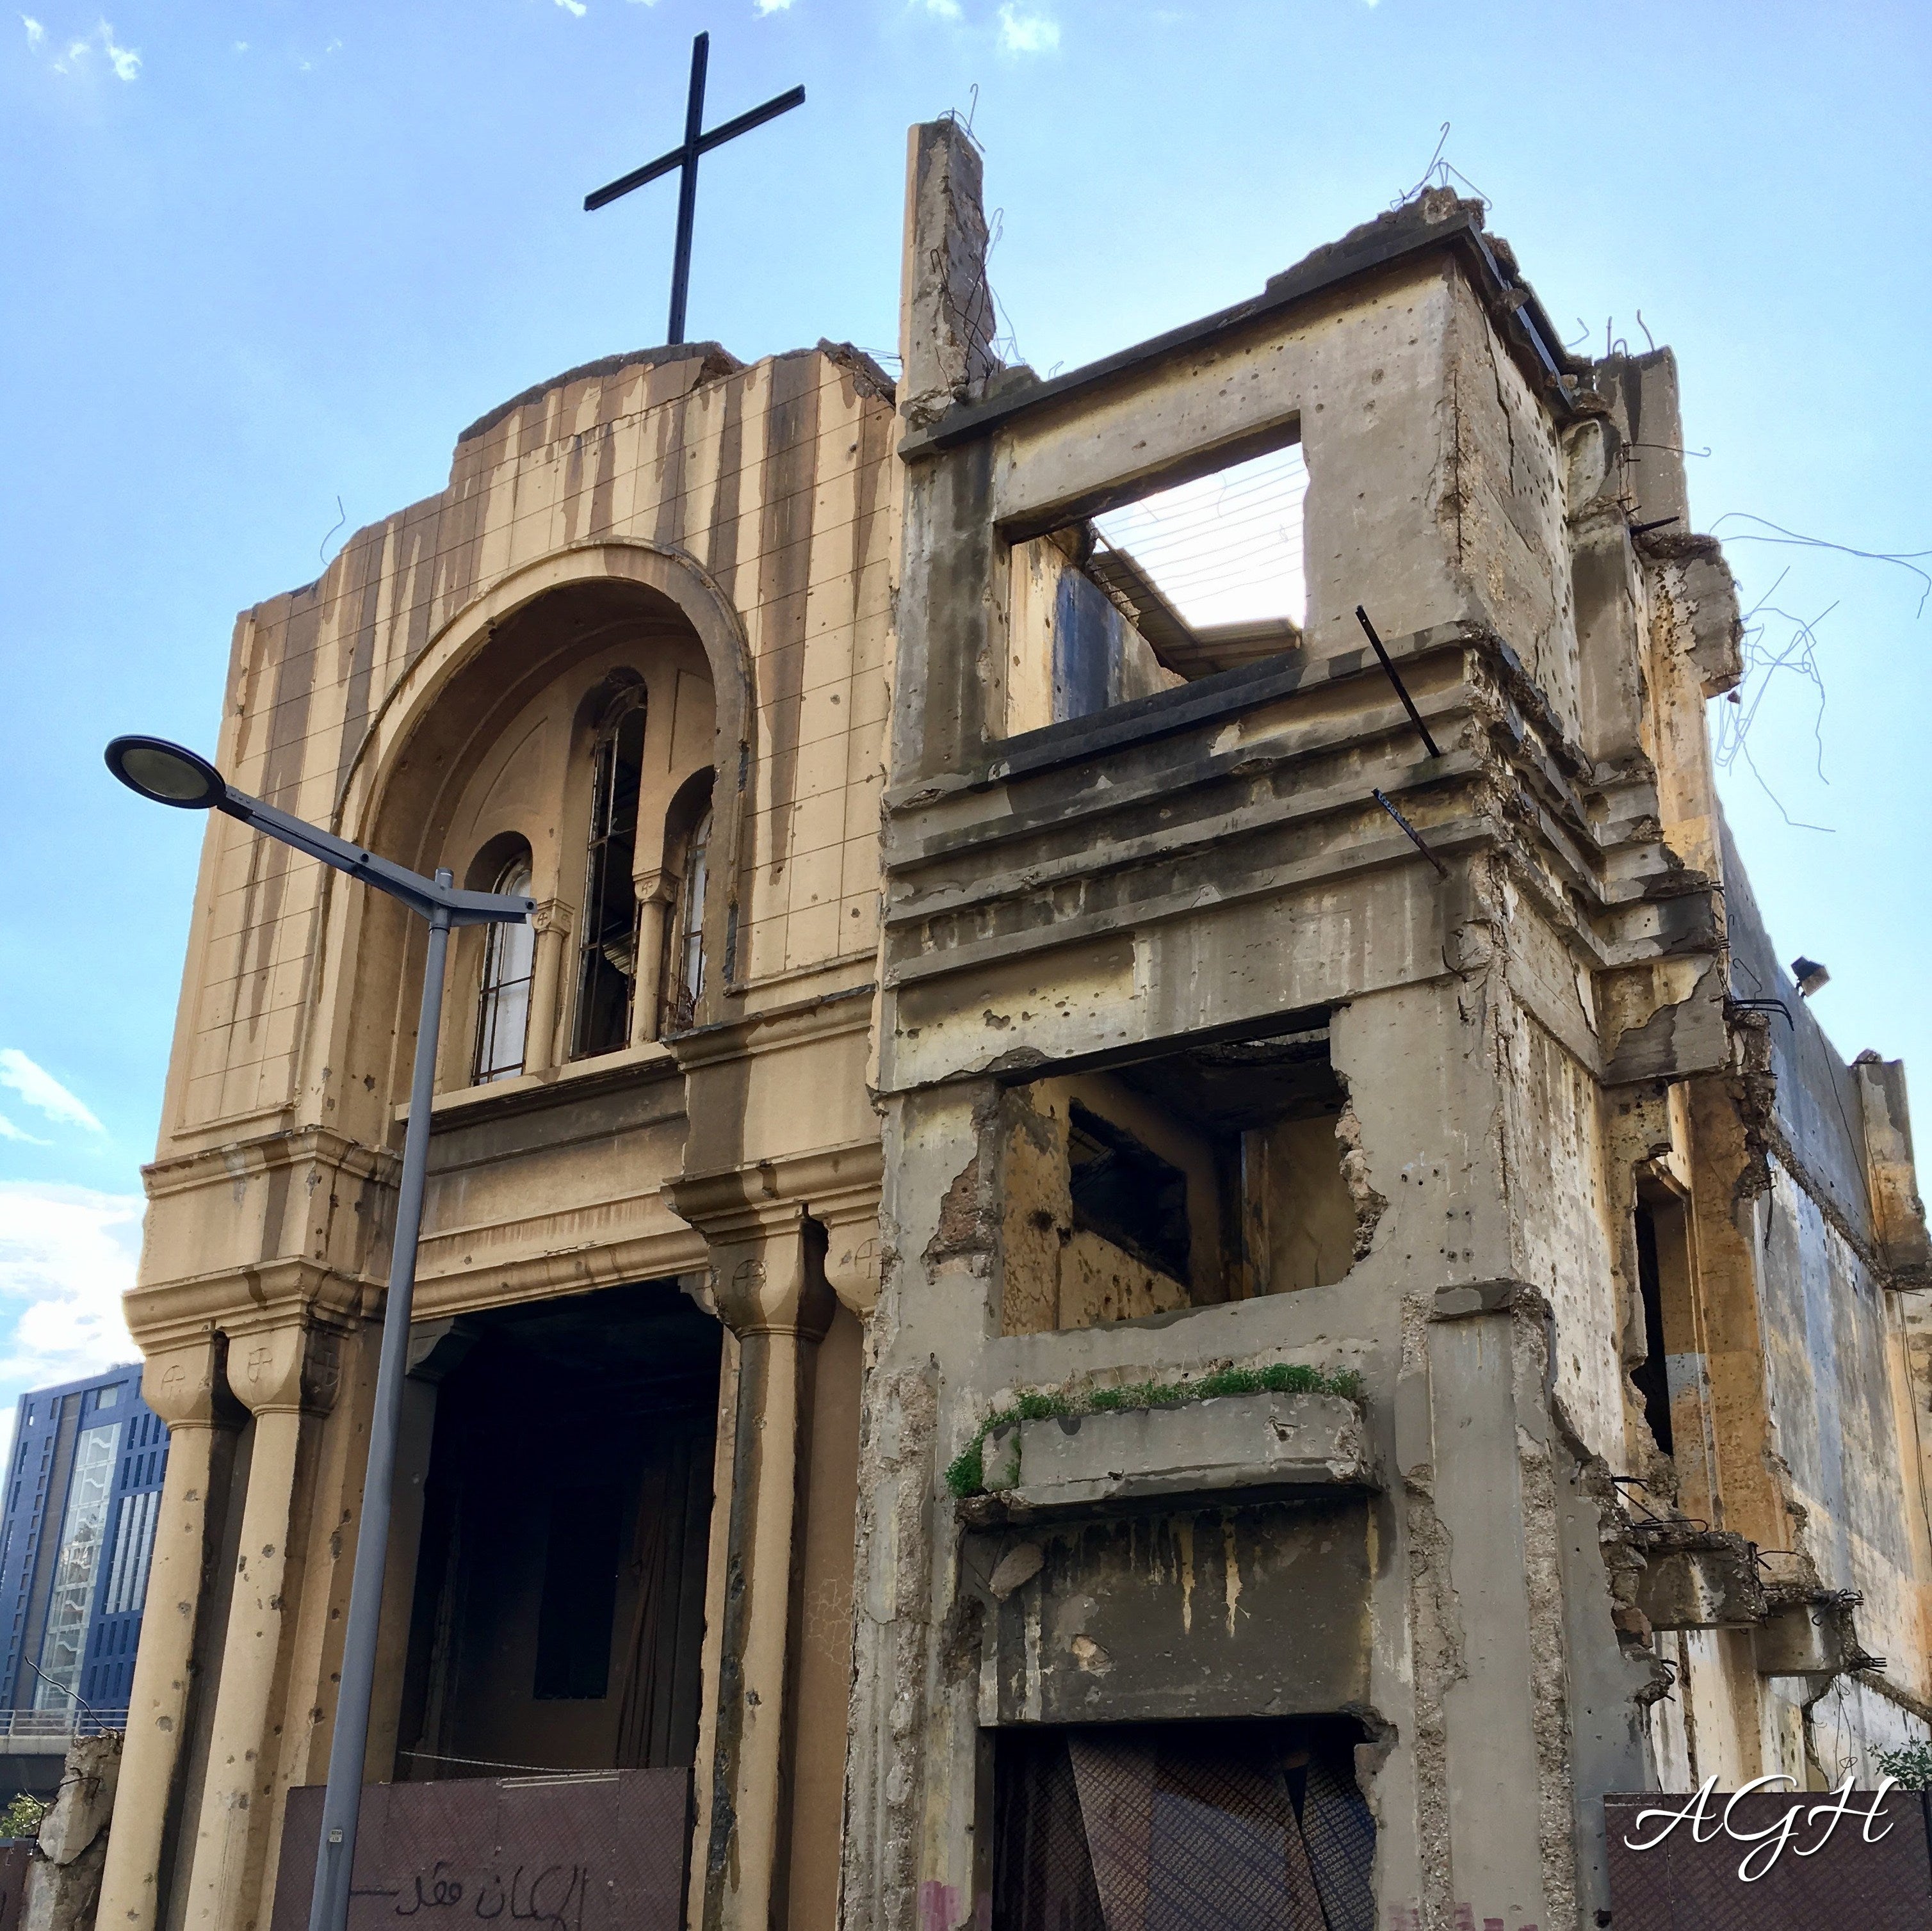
[394,1280,720,1779]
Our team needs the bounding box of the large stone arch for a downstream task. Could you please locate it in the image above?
[334,540,755,1048]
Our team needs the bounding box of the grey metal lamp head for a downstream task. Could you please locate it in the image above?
[104,736,229,812]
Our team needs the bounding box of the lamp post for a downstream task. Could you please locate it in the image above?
[104,736,533,1931]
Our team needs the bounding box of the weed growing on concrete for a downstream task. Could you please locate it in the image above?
[943,1360,1365,1498]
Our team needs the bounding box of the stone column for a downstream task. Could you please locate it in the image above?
[674,1192,834,1931]
[178,1319,340,1931]
[95,1338,236,1931]
[630,876,672,1049]
[523,900,574,1076]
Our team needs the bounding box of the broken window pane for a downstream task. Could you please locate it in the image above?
[473,857,535,1083]
[573,690,647,1058]
[664,804,711,1036]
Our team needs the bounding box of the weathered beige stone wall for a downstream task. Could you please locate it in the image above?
[150,342,896,1165]
[123,336,899,1931]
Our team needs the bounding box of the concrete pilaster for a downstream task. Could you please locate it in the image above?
[177,1320,339,1931]
[665,1170,838,1931]
[95,1339,237,1931]
[1419,1281,1568,1930]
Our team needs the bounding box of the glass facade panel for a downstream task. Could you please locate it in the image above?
[34,1421,118,1709]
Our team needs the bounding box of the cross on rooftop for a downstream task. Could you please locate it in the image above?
[585,33,806,348]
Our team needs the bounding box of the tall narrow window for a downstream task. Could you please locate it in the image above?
[573,690,647,1059]
[664,806,711,1036]
[473,858,535,1083]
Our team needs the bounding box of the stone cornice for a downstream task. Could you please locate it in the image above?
[142,1124,394,1200]
[125,1258,371,1354]
[408,1038,681,1131]
[667,1142,886,1245]
[668,981,878,1071]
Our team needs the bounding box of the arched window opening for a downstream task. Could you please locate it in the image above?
[474,857,536,1083]
[574,687,648,1059]
[664,805,711,1037]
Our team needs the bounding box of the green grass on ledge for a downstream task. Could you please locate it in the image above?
[944,1361,1365,1499]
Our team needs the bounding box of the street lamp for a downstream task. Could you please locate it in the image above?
[105,736,533,1931]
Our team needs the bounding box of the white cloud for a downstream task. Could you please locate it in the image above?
[0,1051,104,1135]
[233,39,247,51]
[20,15,44,47]
[97,18,138,77]
[555,0,587,13]
[916,0,962,15]
[0,1115,47,1147]
[996,3,1058,53]
[0,1183,141,1391]
[754,0,795,12]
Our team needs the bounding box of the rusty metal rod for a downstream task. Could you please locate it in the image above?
[1371,788,1448,878]
[1355,604,1443,759]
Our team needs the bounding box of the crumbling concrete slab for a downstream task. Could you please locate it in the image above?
[973,1391,1374,1519]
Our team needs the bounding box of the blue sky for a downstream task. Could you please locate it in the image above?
[3,0,1928,1424]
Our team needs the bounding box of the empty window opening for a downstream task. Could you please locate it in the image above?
[1001,1026,1354,1336]
[396,1281,719,1777]
[473,857,535,1083]
[574,686,647,1059]
[1009,440,1310,735]
[993,1718,1374,1931]
[1631,1198,1676,1458]
[1097,442,1306,645]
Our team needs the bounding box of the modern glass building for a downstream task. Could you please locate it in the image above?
[0,1364,168,1728]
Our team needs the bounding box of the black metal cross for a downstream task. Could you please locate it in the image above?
[585,33,805,347]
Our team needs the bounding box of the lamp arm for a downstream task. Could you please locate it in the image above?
[218,789,533,927]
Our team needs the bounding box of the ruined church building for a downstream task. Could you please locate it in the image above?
[104,120,1932,1931]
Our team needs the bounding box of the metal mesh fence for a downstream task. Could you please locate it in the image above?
[1604,1788,1932,1930]
[272,1768,690,1931]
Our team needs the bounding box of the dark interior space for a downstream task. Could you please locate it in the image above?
[992,1717,1374,1931]
[1056,1021,1353,1305]
[1067,1100,1193,1284]
[1631,1200,1675,1458]
[394,1280,720,1780]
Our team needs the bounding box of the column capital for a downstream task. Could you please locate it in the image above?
[709,1218,836,1342]
[224,1316,346,1417]
[818,1200,883,1320]
[667,1143,882,1330]
[141,1335,238,1430]
[529,896,576,939]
